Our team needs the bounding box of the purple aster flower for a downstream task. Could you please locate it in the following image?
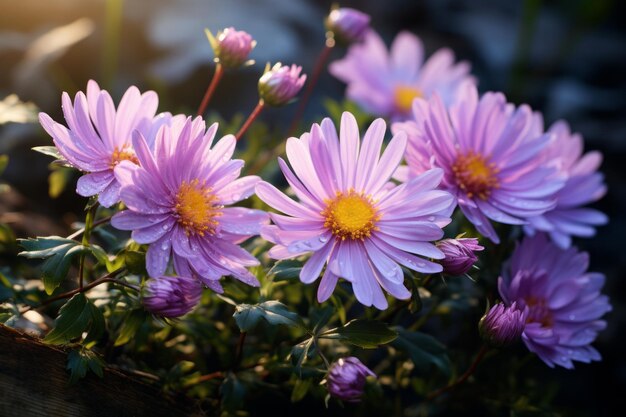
[325,7,371,45]
[498,233,611,369]
[393,84,565,244]
[143,275,203,318]
[258,63,306,106]
[524,120,608,248]
[38,80,163,207]
[437,237,484,276]
[206,27,256,68]
[479,302,527,348]
[256,112,455,310]
[111,117,269,292]
[326,357,375,402]
[329,29,474,121]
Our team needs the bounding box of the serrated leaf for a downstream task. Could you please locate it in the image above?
[233,300,302,332]
[268,259,302,281]
[18,236,89,294]
[391,329,451,376]
[114,309,146,347]
[44,293,104,345]
[66,349,104,384]
[319,319,398,349]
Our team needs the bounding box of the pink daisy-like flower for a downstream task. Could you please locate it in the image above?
[393,83,565,243]
[256,112,455,310]
[38,80,164,207]
[524,120,608,248]
[111,117,268,292]
[498,233,611,369]
[329,29,474,121]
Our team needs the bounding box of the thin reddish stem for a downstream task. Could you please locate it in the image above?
[197,63,224,116]
[426,345,490,401]
[288,41,334,137]
[235,100,265,141]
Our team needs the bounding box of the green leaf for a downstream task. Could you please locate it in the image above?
[0,155,8,175]
[32,146,63,159]
[291,378,312,403]
[268,259,302,281]
[290,337,315,372]
[18,236,89,294]
[233,300,302,332]
[114,309,147,347]
[220,372,246,411]
[45,293,105,345]
[123,250,147,275]
[48,167,74,198]
[66,349,104,384]
[391,329,451,376]
[319,319,398,349]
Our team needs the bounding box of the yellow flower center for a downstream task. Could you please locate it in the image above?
[175,179,222,236]
[525,296,553,328]
[394,85,423,113]
[322,190,380,240]
[110,145,139,167]
[452,152,500,200]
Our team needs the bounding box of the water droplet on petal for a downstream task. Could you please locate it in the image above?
[319,235,329,243]
[161,242,169,250]
[427,216,435,222]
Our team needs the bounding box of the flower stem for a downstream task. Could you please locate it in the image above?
[425,345,490,401]
[20,268,129,313]
[287,40,334,137]
[78,204,98,290]
[235,100,265,141]
[67,215,112,240]
[197,63,224,116]
[313,336,331,369]
[234,331,247,369]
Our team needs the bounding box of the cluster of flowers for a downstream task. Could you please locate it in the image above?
[38,6,610,402]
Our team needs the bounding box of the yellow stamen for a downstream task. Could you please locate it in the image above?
[110,145,139,167]
[322,189,380,240]
[175,179,222,236]
[394,85,423,113]
[452,152,500,200]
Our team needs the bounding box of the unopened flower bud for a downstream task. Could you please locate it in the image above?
[326,357,375,402]
[325,7,371,45]
[258,63,306,106]
[206,27,255,68]
[143,276,202,318]
[437,237,484,276]
[479,302,527,348]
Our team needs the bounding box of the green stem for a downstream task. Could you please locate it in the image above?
[67,215,111,241]
[313,336,331,369]
[78,204,97,290]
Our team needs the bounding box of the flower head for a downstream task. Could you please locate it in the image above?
[498,233,611,369]
[393,84,565,243]
[206,27,255,68]
[258,63,306,106]
[329,30,474,121]
[325,7,371,45]
[437,237,483,276]
[143,275,203,317]
[111,117,269,292]
[38,80,163,207]
[326,357,375,402]
[479,302,527,348]
[256,112,455,309]
[525,120,608,248]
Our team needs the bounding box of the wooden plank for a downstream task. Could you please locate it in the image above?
[0,324,200,416]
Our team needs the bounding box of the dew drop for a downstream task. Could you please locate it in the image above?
[427,216,435,222]
[162,224,170,231]
[161,242,169,250]
[569,314,576,320]
[319,235,329,243]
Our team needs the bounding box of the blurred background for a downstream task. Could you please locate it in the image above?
[1,0,624,415]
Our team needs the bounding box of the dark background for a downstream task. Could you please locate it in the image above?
[1,0,624,415]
